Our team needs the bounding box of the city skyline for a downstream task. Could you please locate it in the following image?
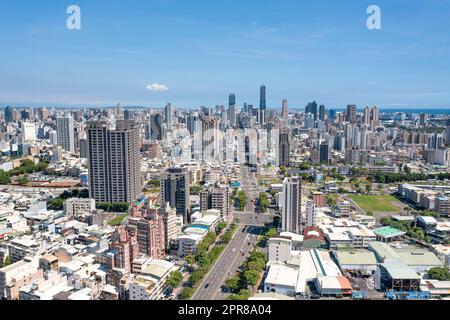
[1,0,450,108]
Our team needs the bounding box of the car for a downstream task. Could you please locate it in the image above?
[204,283,210,289]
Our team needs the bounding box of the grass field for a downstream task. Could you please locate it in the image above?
[349,195,401,213]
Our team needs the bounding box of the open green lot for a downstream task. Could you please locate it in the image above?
[349,194,401,213]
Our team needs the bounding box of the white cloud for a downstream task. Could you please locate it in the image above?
[146,83,169,92]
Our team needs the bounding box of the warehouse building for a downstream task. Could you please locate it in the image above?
[332,249,378,276]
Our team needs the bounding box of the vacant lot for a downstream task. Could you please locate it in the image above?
[349,195,401,213]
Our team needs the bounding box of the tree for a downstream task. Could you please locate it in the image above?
[365,183,372,194]
[17,175,30,186]
[366,211,374,216]
[258,192,270,213]
[428,267,450,281]
[243,270,260,287]
[181,287,194,300]
[225,276,240,293]
[190,185,203,195]
[217,221,227,233]
[166,271,183,289]
[197,252,211,268]
[0,170,11,185]
[237,191,248,211]
[185,255,196,266]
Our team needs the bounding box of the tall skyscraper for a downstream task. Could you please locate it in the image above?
[228,93,236,126]
[87,120,142,203]
[319,142,330,164]
[281,177,302,234]
[305,101,318,121]
[145,114,163,140]
[165,103,173,126]
[56,115,75,153]
[282,99,289,119]
[319,105,326,121]
[4,106,14,123]
[346,105,357,124]
[160,167,191,223]
[363,106,370,125]
[201,115,220,163]
[278,128,290,167]
[259,85,266,125]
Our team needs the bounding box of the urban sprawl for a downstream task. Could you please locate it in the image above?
[1,86,450,301]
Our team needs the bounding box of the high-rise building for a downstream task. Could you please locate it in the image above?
[200,184,231,220]
[319,105,326,121]
[305,101,318,121]
[201,115,220,162]
[282,99,289,119]
[4,106,14,123]
[128,212,165,259]
[363,106,370,125]
[281,177,302,234]
[228,93,236,126]
[158,204,180,249]
[160,167,191,223]
[110,225,139,273]
[56,116,75,153]
[278,128,290,167]
[165,103,173,126]
[306,200,317,227]
[319,142,330,164]
[38,108,49,122]
[259,85,266,125]
[145,114,163,140]
[87,120,142,203]
[346,105,357,124]
[20,121,36,141]
[370,106,380,129]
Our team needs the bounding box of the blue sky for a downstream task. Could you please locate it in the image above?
[0,0,449,109]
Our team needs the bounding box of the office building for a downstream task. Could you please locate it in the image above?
[228,93,236,126]
[259,85,266,125]
[56,116,75,153]
[346,105,357,124]
[164,103,173,126]
[278,128,290,167]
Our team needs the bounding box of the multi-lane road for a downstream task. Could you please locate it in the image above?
[192,224,262,300]
[192,165,274,300]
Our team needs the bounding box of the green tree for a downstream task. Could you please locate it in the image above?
[225,276,240,293]
[17,175,30,186]
[428,267,450,281]
[243,269,260,287]
[190,185,203,195]
[237,191,248,211]
[181,287,194,300]
[166,271,183,289]
[0,170,11,184]
[258,192,270,213]
[185,255,196,267]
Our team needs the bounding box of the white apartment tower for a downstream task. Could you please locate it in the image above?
[281,177,302,234]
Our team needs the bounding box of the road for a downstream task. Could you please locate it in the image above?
[192,165,272,300]
[193,224,262,300]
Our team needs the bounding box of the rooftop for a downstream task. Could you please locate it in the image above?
[373,226,406,238]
